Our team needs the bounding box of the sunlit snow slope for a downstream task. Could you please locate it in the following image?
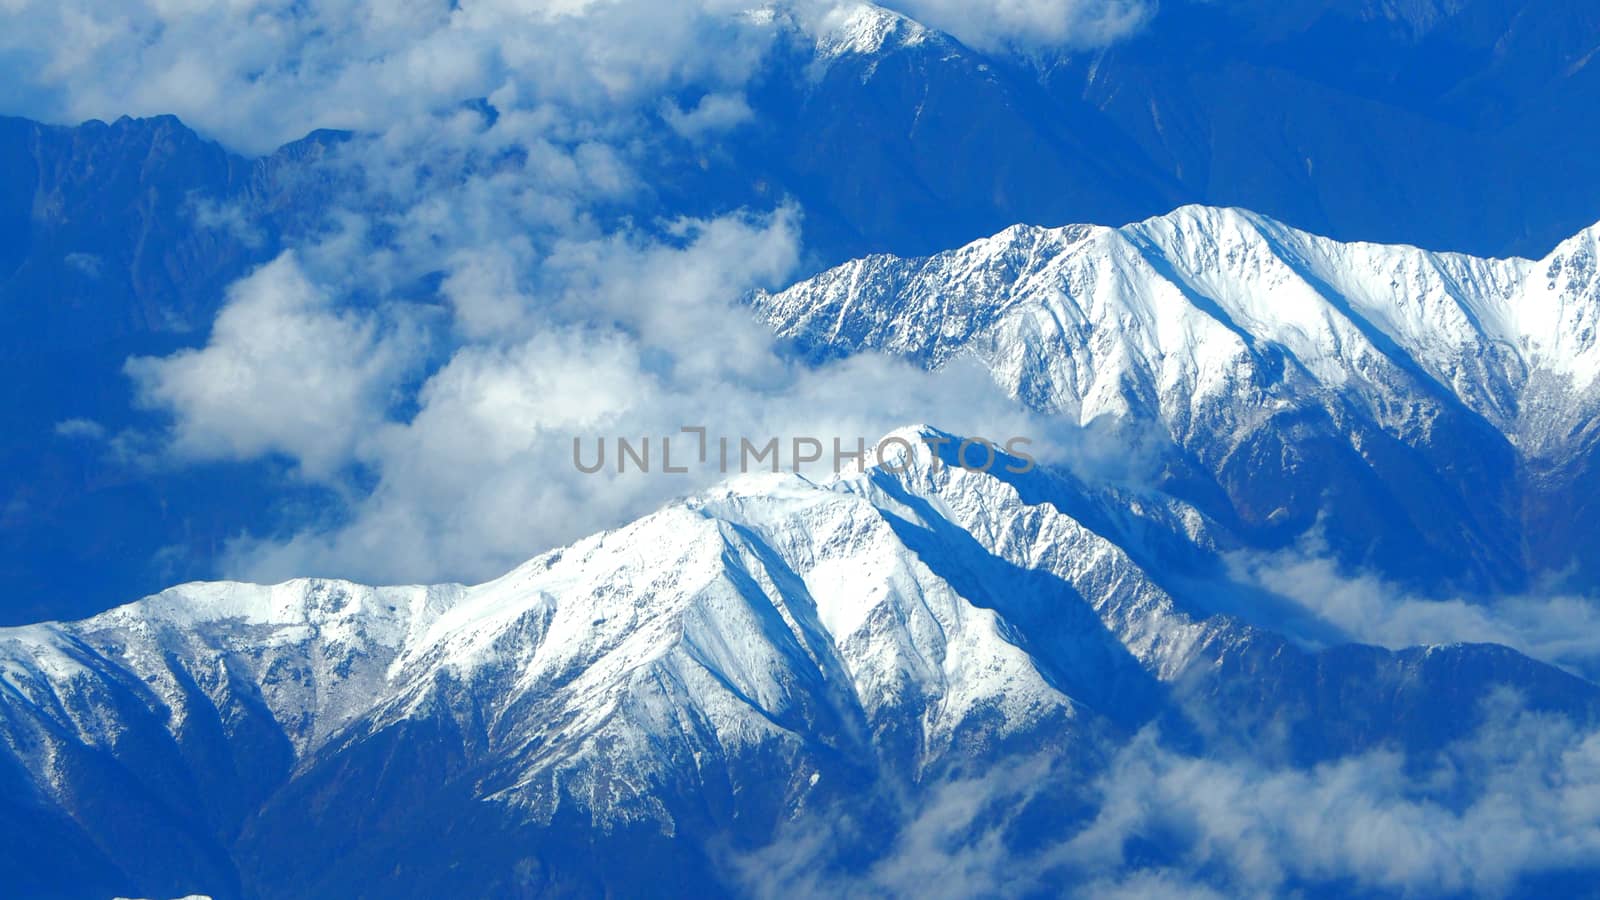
[757,206,1600,591]
[3,429,1594,898]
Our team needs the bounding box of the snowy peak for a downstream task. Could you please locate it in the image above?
[108,578,458,649]
[371,448,1139,800]
[1523,222,1600,377]
[0,579,465,759]
[753,207,1600,592]
[4,436,1184,823]
[810,3,933,59]
[757,205,1600,441]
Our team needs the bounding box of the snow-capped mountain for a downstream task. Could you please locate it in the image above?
[756,206,1600,593]
[808,3,935,60]
[4,428,1595,898]
[759,205,1600,435]
[7,0,1600,894]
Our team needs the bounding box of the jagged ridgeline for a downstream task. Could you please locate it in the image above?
[758,206,1600,594]
[3,426,1599,897]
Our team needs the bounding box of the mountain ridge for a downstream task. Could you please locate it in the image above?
[755,206,1600,593]
[5,427,1599,896]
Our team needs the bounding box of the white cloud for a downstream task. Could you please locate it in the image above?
[1227,546,1600,680]
[439,240,539,341]
[0,0,789,155]
[662,91,755,139]
[1062,698,1600,896]
[736,695,1600,898]
[53,418,106,441]
[881,0,1153,52]
[200,206,1045,586]
[16,0,1131,588]
[125,252,429,478]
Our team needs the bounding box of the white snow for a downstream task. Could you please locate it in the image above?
[12,204,1596,828]
[813,3,930,59]
[755,205,1600,457]
[0,420,1218,824]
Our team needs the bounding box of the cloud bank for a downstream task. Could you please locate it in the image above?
[738,694,1600,898]
[128,194,1045,585]
[0,0,786,155]
[0,0,1156,155]
[881,0,1153,52]
[1229,546,1600,680]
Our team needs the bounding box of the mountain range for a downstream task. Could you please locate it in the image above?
[757,204,1600,596]
[8,207,1600,896]
[7,429,1597,897]
[8,0,1600,621]
[7,3,1600,894]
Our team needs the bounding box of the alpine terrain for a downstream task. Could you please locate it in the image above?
[7,209,1600,897]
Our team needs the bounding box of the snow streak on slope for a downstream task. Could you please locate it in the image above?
[0,580,463,767]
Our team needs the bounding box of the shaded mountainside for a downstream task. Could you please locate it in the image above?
[0,117,347,624]
[3,433,1597,898]
[0,114,344,354]
[712,0,1600,261]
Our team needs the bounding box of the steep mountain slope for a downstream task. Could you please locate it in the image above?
[705,4,1182,262]
[3,433,1595,897]
[724,0,1600,260]
[756,207,1600,593]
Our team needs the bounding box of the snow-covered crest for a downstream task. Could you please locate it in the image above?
[811,3,932,58]
[755,205,1600,446]
[0,429,1200,822]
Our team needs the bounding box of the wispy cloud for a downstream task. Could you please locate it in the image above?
[1228,544,1600,679]
[1063,694,1600,897]
[734,693,1600,897]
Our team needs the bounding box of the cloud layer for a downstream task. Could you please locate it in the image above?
[1228,546,1600,680]
[882,0,1153,52]
[738,694,1600,897]
[0,1,1158,154]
